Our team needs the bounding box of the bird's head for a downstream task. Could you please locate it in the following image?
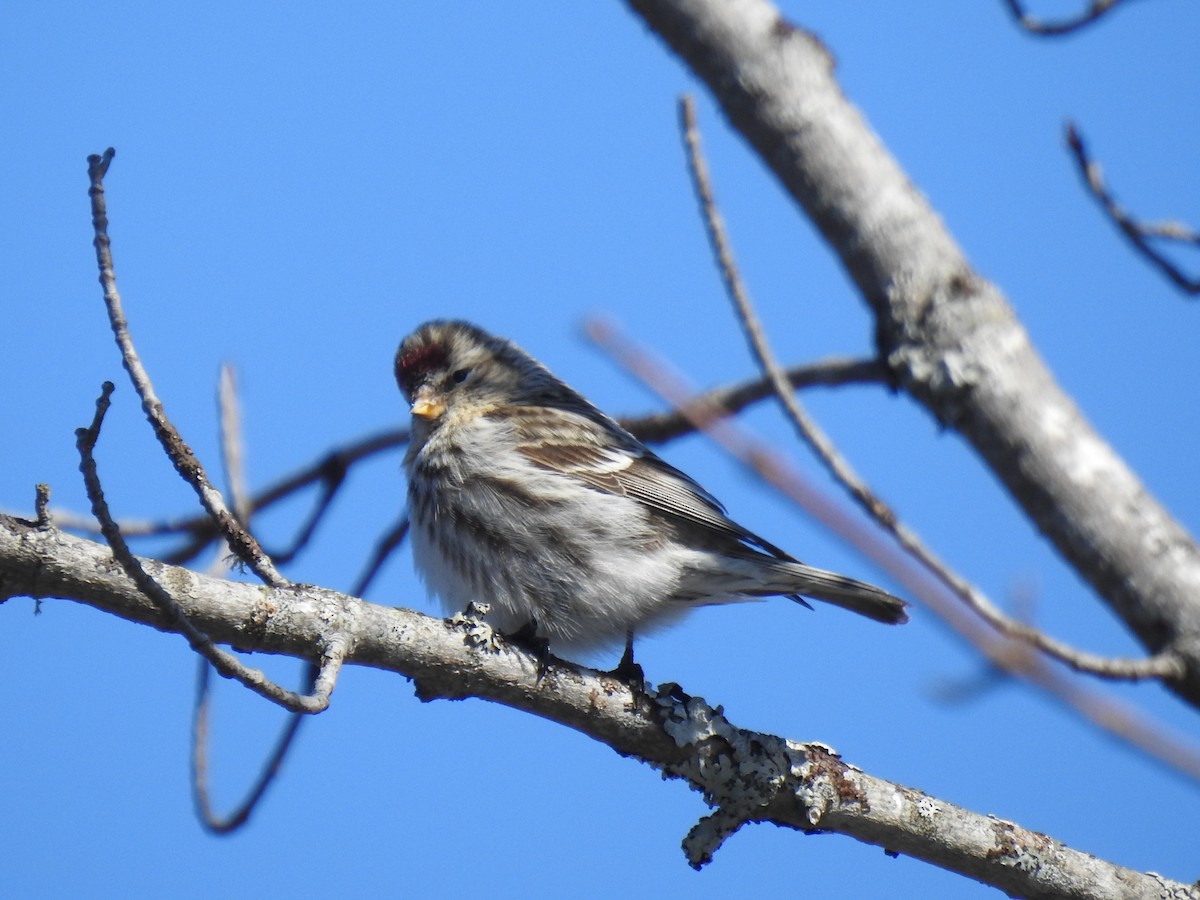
[395,319,542,424]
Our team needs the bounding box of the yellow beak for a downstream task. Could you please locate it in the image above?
[410,388,446,419]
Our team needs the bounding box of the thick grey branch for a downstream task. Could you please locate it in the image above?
[623,0,1200,707]
[0,513,1190,898]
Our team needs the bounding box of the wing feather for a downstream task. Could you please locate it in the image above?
[511,409,788,559]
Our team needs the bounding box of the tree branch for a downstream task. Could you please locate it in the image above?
[677,93,1183,684]
[0,513,1190,898]
[1066,123,1200,296]
[87,149,286,587]
[1000,0,1142,36]
[622,356,887,443]
[622,0,1200,709]
[191,658,310,833]
[74,382,343,714]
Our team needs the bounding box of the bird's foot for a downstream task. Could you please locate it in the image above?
[608,632,647,698]
[505,619,553,682]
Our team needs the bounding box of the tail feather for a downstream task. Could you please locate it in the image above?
[775,562,908,625]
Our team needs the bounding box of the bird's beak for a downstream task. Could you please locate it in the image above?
[410,386,446,420]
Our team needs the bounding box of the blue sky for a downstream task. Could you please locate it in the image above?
[5,2,1200,897]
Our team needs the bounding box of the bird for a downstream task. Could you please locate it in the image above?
[395,319,907,665]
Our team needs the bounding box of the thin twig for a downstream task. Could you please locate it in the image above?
[679,95,897,528]
[585,321,1200,779]
[199,360,319,832]
[191,659,312,834]
[1001,0,1139,36]
[350,515,410,598]
[75,382,346,713]
[218,363,251,527]
[216,360,356,564]
[260,464,349,565]
[65,430,403,567]
[84,151,337,827]
[622,357,887,443]
[1065,123,1200,296]
[588,317,1183,688]
[676,97,1182,683]
[86,149,288,585]
[35,484,52,528]
[164,441,356,566]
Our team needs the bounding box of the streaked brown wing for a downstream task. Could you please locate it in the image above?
[515,411,788,558]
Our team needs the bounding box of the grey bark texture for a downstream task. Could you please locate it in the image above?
[624,0,1200,704]
[2,513,1193,899]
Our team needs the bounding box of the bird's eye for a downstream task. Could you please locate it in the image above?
[451,367,471,385]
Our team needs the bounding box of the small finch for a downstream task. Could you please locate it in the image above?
[396,320,907,660]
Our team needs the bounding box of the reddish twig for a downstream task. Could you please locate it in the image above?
[623,357,886,443]
[585,320,1200,781]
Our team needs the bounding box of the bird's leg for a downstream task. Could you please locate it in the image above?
[609,629,645,690]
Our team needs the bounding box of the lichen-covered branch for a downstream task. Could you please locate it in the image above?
[0,513,1188,899]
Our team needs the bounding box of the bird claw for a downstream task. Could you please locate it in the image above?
[608,632,647,699]
[504,619,554,681]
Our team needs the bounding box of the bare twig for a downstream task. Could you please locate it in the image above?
[585,321,1200,779]
[200,361,323,832]
[216,359,355,565]
[675,98,1182,683]
[75,382,346,713]
[191,659,311,833]
[679,94,897,528]
[350,515,410,598]
[192,408,394,831]
[217,364,251,527]
[112,430,399,566]
[39,429,408,547]
[86,152,338,824]
[1066,123,1200,296]
[34,484,52,528]
[1001,0,1140,36]
[622,356,886,443]
[260,464,350,565]
[86,149,288,585]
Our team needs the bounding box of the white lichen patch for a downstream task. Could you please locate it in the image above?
[651,686,817,864]
[448,603,502,653]
[917,797,940,818]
